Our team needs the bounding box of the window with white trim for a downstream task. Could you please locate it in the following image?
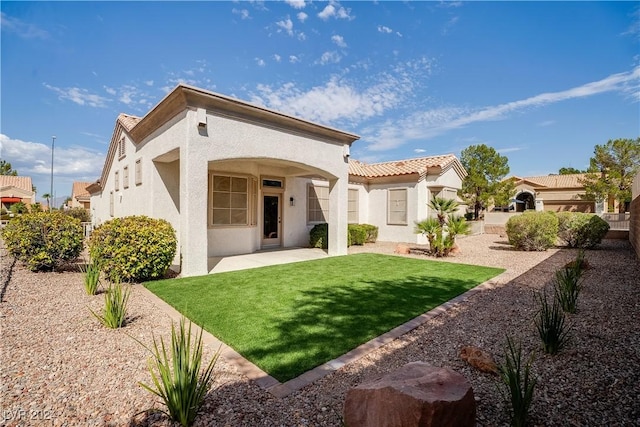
[210,174,255,226]
[308,184,329,223]
[388,188,407,225]
[114,171,120,191]
[348,188,359,224]
[123,166,129,189]
[135,159,142,185]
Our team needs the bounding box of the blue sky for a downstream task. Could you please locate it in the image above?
[1,1,639,203]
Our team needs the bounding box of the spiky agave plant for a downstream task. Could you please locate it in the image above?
[535,290,570,354]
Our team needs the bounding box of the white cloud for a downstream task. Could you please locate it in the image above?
[255,58,266,67]
[496,147,524,154]
[0,12,49,39]
[438,1,463,8]
[0,134,106,196]
[289,55,300,63]
[622,8,640,39]
[537,120,555,127]
[377,25,393,34]
[104,86,117,96]
[285,0,306,9]
[442,16,459,35]
[318,2,353,21]
[273,54,281,62]
[331,35,347,48]
[414,148,426,154]
[232,8,250,19]
[318,51,342,65]
[276,18,294,36]
[43,84,110,108]
[297,12,308,22]
[144,80,154,86]
[363,66,640,151]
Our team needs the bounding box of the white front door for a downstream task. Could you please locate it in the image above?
[262,193,281,247]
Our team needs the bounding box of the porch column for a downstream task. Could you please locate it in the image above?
[180,149,209,277]
[328,177,348,256]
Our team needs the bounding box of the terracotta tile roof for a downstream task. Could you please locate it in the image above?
[349,154,460,178]
[118,113,141,131]
[0,175,33,193]
[517,173,589,188]
[72,182,92,199]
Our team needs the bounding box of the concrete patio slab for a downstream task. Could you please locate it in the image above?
[207,247,329,273]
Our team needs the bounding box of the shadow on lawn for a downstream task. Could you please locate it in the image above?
[240,273,486,382]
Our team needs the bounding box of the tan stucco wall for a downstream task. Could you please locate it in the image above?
[630,172,640,258]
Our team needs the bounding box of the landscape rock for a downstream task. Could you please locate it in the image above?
[394,244,411,254]
[343,362,476,427]
[460,346,499,375]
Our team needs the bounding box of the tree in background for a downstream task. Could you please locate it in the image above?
[558,167,585,175]
[460,144,512,219]
[42,193,52,210]
[580,138,640,213]
[0,160,18,176]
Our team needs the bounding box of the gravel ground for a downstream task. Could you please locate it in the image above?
[1,234,639,426]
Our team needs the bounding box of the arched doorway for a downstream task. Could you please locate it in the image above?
[515,191,535,212]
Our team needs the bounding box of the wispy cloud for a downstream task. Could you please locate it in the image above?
[255,57,266,67]
[438,1,463,8]
[273,54,281,62]
[362,66,640,151]
[0,12,49,39]
[414,148,426,154]
[318,1,353,21]
[297,12,308,22]
[43,84,110,108]
[442,16,459,35]
[285,0,306,9]
[537,120,555,127]
[331,35,347,48]
[276,17,294,36]
[377,25,393,34]
[317,51,342,65]
[232,8,250,20]
[289,55,300,63]
[621,7,639,39]
[496,147,524,154]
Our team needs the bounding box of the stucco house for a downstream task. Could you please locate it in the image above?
[89,84,466,277]
[0,176,35,212]
[510,173,594,213]
[70,181,92,210]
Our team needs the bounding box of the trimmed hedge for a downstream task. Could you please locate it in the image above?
[348,224,367,246]
[1,211,83,271]
[360,224,379,243]
[89,216,177,282]
[506,211,559,251]
[557,212,609,249]
[63,207,91,223]
[309,223,379,249]
[309,223,329,249]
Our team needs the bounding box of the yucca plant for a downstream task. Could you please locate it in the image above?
[79,259,102,295]
[535,290,570,354]
[89,279,131,329]
[137,318,220,427]
[497,336,537,427]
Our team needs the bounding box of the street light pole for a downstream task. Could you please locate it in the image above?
[50,136,56,212]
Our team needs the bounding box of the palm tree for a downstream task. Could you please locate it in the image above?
[42,193,51,211]
[447,214,471,243]
[429,196,459,226]
[415,218,441,254]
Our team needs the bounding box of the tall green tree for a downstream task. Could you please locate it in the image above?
[0,160,18,175]
[460,144,512,219]
[580,138,640,213]
[558,167,585,175]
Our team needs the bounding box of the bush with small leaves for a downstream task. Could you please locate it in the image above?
[360,224,378,243]
[309,223,329,249]
[506,211,558,251]
[89,216,177,282]
[557,212,609,248]
[1,211,83,271]
[348,224,367,246]
[63,207,91,223]
[497,336,537,427]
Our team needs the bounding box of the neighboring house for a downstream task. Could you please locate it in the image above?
[89,84,467,277]
[0,175,35,211]
[70,181,92,210]
[510,173,594,213]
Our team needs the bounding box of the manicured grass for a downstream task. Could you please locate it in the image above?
[145,253,504,382]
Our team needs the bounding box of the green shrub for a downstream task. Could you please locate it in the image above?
[80,260,102,295]
[10,201,28,214]
[506,212,558,251]
[89,216,177,282]
[348,224,367,246]
[90,280,131,329]
[63,207,91,223]
[557,212,609,248]
[497,336,537,427]
[554,250,585,314]
[137,318,220,427]
[360,224,379,243]
[535,290,570,354]
[309,223,328,249]
[1,211,83,271]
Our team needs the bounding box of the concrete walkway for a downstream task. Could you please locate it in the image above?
[208,247,329,273]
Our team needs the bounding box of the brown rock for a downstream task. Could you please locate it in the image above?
[460,345,498,374]
[450,244,461,255]
[394,244,410,255]
[343,362,475,427]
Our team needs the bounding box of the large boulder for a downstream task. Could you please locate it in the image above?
[343,362,475,427]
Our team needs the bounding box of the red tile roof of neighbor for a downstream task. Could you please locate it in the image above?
[514,173,589,188]
[349,154,463,178]
[0,175,33,193]
[72,182,92,199]
[118,113,141,131]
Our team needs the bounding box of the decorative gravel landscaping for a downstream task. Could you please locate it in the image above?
[1,234,639,426]
[145,253,504,382]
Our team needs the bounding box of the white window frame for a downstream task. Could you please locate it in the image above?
[348,188,359,224]
[307,184,329,224]
[387,188,408,225]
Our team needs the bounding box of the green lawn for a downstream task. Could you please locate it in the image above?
[145,253,504,382]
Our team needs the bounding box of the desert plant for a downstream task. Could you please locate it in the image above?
[535,290,570,354]
[506,211,559,251]
[360,224,379,243]
[497,336,537,427]
[90,280,131,329]
[137,318,220,427]
[80,260,102,295]
[309,223,329,249]
[555,251,585,313]
[557,212,609,248]
[1,211,83,271]
[447,214,471,242]
[89,216,177,282]
[429,196,459,226]
[9,201,28,214]
[348,224,367,246]
[415,217,441,251]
